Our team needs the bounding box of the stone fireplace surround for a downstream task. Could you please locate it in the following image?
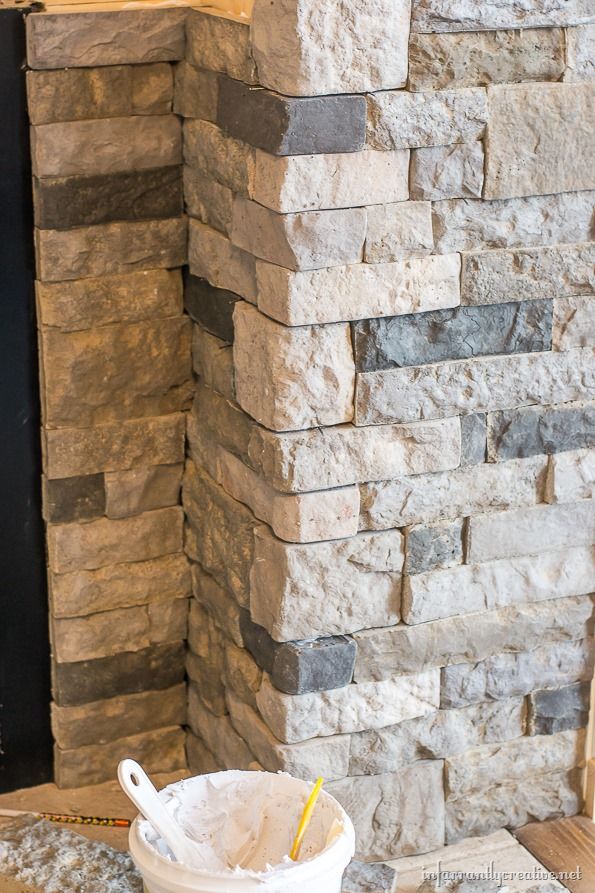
[28,0,594,863]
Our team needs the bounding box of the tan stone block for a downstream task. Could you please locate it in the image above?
[43,414,186,479]
[364,202,434,263]
[191,563,243,648]
[553,296,595,350]
[188,387,251,470]
[36,218,187,283]
[187,602,227,716]
[565,24,595,82]
[47,506,184,574]
[183,119,253,196]
[188,220,256,301]
[104,464,182,519]
[184,169,233,236]
[40,318,192,427]
[186,9,256,83]
[186,730,222,774]
[187,685,255,769]
[192,327,235,402]
[410,142,484,200]
[36,269,182,332]
[173,63,218,121]
[547,449,595,503]
[233,302,355,431]
[224,641,263,708]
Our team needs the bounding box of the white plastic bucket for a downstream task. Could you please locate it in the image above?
[129,770,355,893]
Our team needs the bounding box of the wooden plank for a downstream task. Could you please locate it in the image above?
[516,816,595,893]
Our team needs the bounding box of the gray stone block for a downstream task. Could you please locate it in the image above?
[342,860,398,892]
[460,413,487,465]
[405,519,464,575]
[488,401,595,460]
[529,682,591,735]
[42,473,105,523]
[33,166,183,230]
[351,300,553,372]
[217,76,366,156]
[52,641,185,706]
[184,273,240,344]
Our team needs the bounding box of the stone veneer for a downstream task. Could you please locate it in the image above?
[27,0,594,861]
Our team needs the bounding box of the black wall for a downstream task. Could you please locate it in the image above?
[0,7,53,792]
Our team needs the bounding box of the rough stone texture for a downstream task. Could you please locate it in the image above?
[349,699,525,775]
[50,553,191,618]
[250,526,404,640]
[328,762,445,860]
[47,506,183,574]
[356,348,595,425]
[411,0,595,32]
[408,28,566,91]
[355,596,594,679]
[256,253,461,326]
[565,24,595,81]
[174,63,219,121]
[186,9,256,83]
[224,639,263,707]
[36,218,187,283]
[410,142,484,200]
[365,202,434,262]
[42,474,105,524]
[554,296,595,350]
[251,0,411,96]
[51,684,186,749]
[342,860,398,893]
[188,220,256,301]
[461,243,595,304]
[184,169,234,235]
[192,565,243,649]
[185,275,239,344]
[367,88,487,150]
[256,670,440,743]
[192,331,235,402]
[547,447,595,503]
[485,83,595,199]
[529,682,591,735]
[488,402,595,461]
[27,63,173,125]
[460,413,487,465]
[186,605,227,716]
[52,642,185,707]
[185,731,222,775]
[183,118,253,196]
[351,301,552,371]
[440,639,595,708]
[217,76,366,155]
[104,464,182,519]
[31,115,181,179]
[231,199,366,271]
[360,454,545,530]
[233,302,355,431]
[43,413,185,480]
[252,149,409,213]
[402,546,595,624]
[36,269,183,332]
[405,519,464,575]
[187,686,254,769]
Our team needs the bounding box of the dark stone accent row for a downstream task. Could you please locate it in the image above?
[488,401,595,461]
[43,473,105,523]
[460,413,487,466]
[52,642,186,706]
[342,861,397,893]
[33,165,183,230]
[528,682,591,735]
[240,610,356,695]
[217,76,366,156]
[351,300,553,372]
[184,273,240,344]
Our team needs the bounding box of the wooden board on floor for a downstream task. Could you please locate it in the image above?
[516,816,595,893]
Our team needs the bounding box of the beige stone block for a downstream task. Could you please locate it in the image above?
[192,327,235,401]
[183,119,253,196]
[565,24,595,81]
[364,202,433,263]
[186,9,256,82]
[187,686,254,769]
[411,0,594,32]
[187,387,252,476]
[104,464,182,519]
[485,82,595,199]
[36,269,182,332]
[250,526,404,640]
[184,169,233,236]
[188,220,256,301]
[50,553,191,618]
[356,348,595,425]
[186,603,227,717]
[251,149,409,213]
[256,671,440,743]
[233,302,355,431]
[410,142,484,200]
[47,506,184,574]
[191,564,243,649]
[40,318,192,427]
[224,641,263,708]
[43,414,185,480]
[186,731,222,774]
[36,218,187,283]
[547,449,595,503]
[255,253,461,326]
[231,198,366,271]
[51,684,186,749]
[173,62,218,121]
[553,296,595,350]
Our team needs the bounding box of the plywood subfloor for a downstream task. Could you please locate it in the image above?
[516,816,595,893]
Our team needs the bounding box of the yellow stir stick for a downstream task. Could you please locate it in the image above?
[289,777,324,862]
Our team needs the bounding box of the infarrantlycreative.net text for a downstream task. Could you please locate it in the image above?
[422,861,583,886]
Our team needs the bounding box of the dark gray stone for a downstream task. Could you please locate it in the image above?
[488,401,595,460]
[342,860,397,893]
[217,76,366,156]
[42,473,105,523]
[33,165,183,230]
[528,682,591,736]
[351,301,553,372]
[460,413,487,465]
[184,273,239,343]
[405,519,464,575]
[52,642,186,706]
[240,610,356,694]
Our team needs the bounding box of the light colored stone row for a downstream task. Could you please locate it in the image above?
[553,296,595,350]
[402,546,595,624]
[410,143,484,200]
[411,0,594,33]
[565,24,595,81]
[354,595,594,678]
[255,671,440,744]
[546,449,595,503]
[365,202,434,262]
[188,220,256,301]
[186,8,256,83]
[356,348,595,425]
[467,499,595,563]
[255,253,461,325]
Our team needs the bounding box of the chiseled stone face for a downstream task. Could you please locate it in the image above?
[547,447,595,503]
[404,518,464,575]
[104,464,183,519]
[488,401,595,461]
[342,861,397,893]
[188,220,256,302]
[185,275,239,344]
[411,0,594,33]
[460,413,487,465]
[365,202,433,262]
[183,118,253,196]
[554,296,595,350]
[565,24,595,82]
[42,473,105,524]
[528,682,591,735]
[184,169,234,236]
[410,142,484,200]
[174,63,218,121]
[185,9,256,83]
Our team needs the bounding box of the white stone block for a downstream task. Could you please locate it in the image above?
[565,24,595,81]
[365,202,434,263]
[547,448,595,504]
[553,296,595,350]
[411,0,594,33]
[410,142,484,200]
